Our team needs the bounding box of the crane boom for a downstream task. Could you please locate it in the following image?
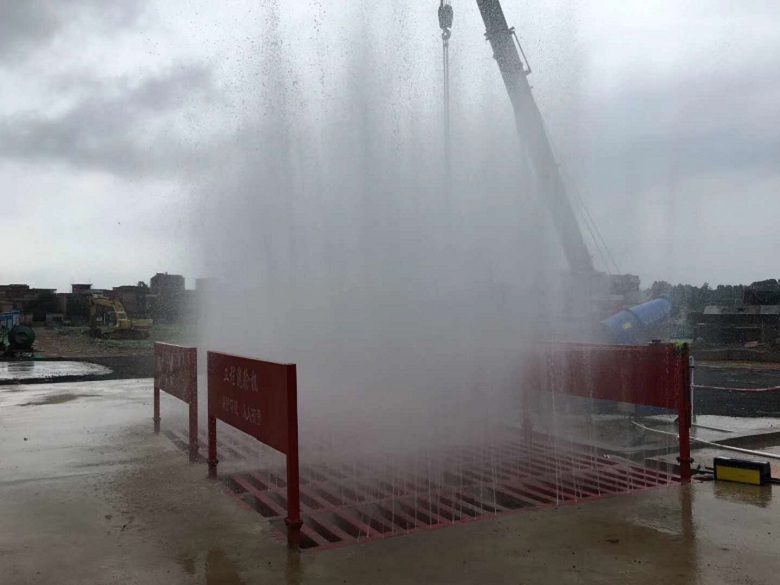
[475,0,594,273]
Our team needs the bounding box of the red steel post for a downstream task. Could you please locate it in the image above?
[208,415,218,479]
[188,348,199,462]
[188,401,199,461]
[521,355,540,443]
[284,364,302,549]
[522,388,533,443]
[677,344,693,482]
[153,386,161,433]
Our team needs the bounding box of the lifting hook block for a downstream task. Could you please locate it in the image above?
[439,1,453,39]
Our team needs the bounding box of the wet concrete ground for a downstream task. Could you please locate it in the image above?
[2,379,780,584]
[0,361,111,384]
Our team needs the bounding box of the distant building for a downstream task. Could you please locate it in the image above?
[112,285,150,317]
[0,284,56,313]
[608,274,643,307]
[693,305,780,346]
[55,292,70,315]
[45,313,65,325]
[149,273,188,323]
[71,284,93,295]
[195,278,215,292]
[609,274,640,296]
[150,273,185,296]
[692,281,780,346]
[0,274,192,324]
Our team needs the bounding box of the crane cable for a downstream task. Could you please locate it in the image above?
[541,117,622,276]
[439,1,453,197]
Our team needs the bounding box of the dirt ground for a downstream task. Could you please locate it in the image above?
[33,327,152,358]
[695,360,780,417]
[12,325,196,382]
[32,324,194,359]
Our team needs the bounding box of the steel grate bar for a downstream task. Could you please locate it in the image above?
[164,426,683,550]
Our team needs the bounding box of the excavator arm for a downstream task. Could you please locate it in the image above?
[87,295,152,339]
[88,296,129,326]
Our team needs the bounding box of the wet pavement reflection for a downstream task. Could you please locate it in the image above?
[0,360,111,382]
[713,481,773,508]
[205,549,246,585]
[3,379,780,584]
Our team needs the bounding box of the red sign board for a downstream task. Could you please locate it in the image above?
[154,342,197,403]
[207,351,295,455]
[527,343,687,409]
[525,342,692,481]
[206,350,302,547]
[153,342,198,462]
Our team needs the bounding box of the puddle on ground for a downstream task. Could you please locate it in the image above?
[0,361,111,382]
[174,548,301,584]
[19,393,97,406]
[713,481,773,508]
[205,549,246,585]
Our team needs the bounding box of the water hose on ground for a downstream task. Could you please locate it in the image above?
[693,384,780,393]
[631,420,780,462]
[691,422,734,433]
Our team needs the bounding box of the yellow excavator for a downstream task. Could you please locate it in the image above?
[88,295,153,339]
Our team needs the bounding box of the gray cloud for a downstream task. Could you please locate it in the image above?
[0,65,217,177]
[565,63,780,202]
[0,1,145,61]
[0,2,58,57]
[2,0,779,290]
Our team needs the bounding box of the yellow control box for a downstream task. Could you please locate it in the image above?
[713,457,771,486]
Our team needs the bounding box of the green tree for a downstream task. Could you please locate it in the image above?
[750,279,780,291]
[649,281,673,298]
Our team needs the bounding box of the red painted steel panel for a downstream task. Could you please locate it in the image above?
[207,351,294,455]
[207,350,302,547]
[527,343,687,409]
[154,343,196,402]
[154,343,198,460]
[525,343,693,481]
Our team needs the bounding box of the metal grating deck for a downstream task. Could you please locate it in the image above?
[164,426,680,550]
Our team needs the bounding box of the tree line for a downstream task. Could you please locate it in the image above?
[648,279,780,315]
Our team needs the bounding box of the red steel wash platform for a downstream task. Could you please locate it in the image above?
[159,342,690,550]
[164,425,679,550]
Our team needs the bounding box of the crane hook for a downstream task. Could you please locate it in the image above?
[438,0,453,41]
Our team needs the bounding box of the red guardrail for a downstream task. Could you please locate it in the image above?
[526,343,692,481]
[154,342,198,462]
[206,351,301,548]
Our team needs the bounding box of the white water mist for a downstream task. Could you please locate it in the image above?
[195,1,572,454]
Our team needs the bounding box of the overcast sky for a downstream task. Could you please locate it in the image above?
[2,0,778,291]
